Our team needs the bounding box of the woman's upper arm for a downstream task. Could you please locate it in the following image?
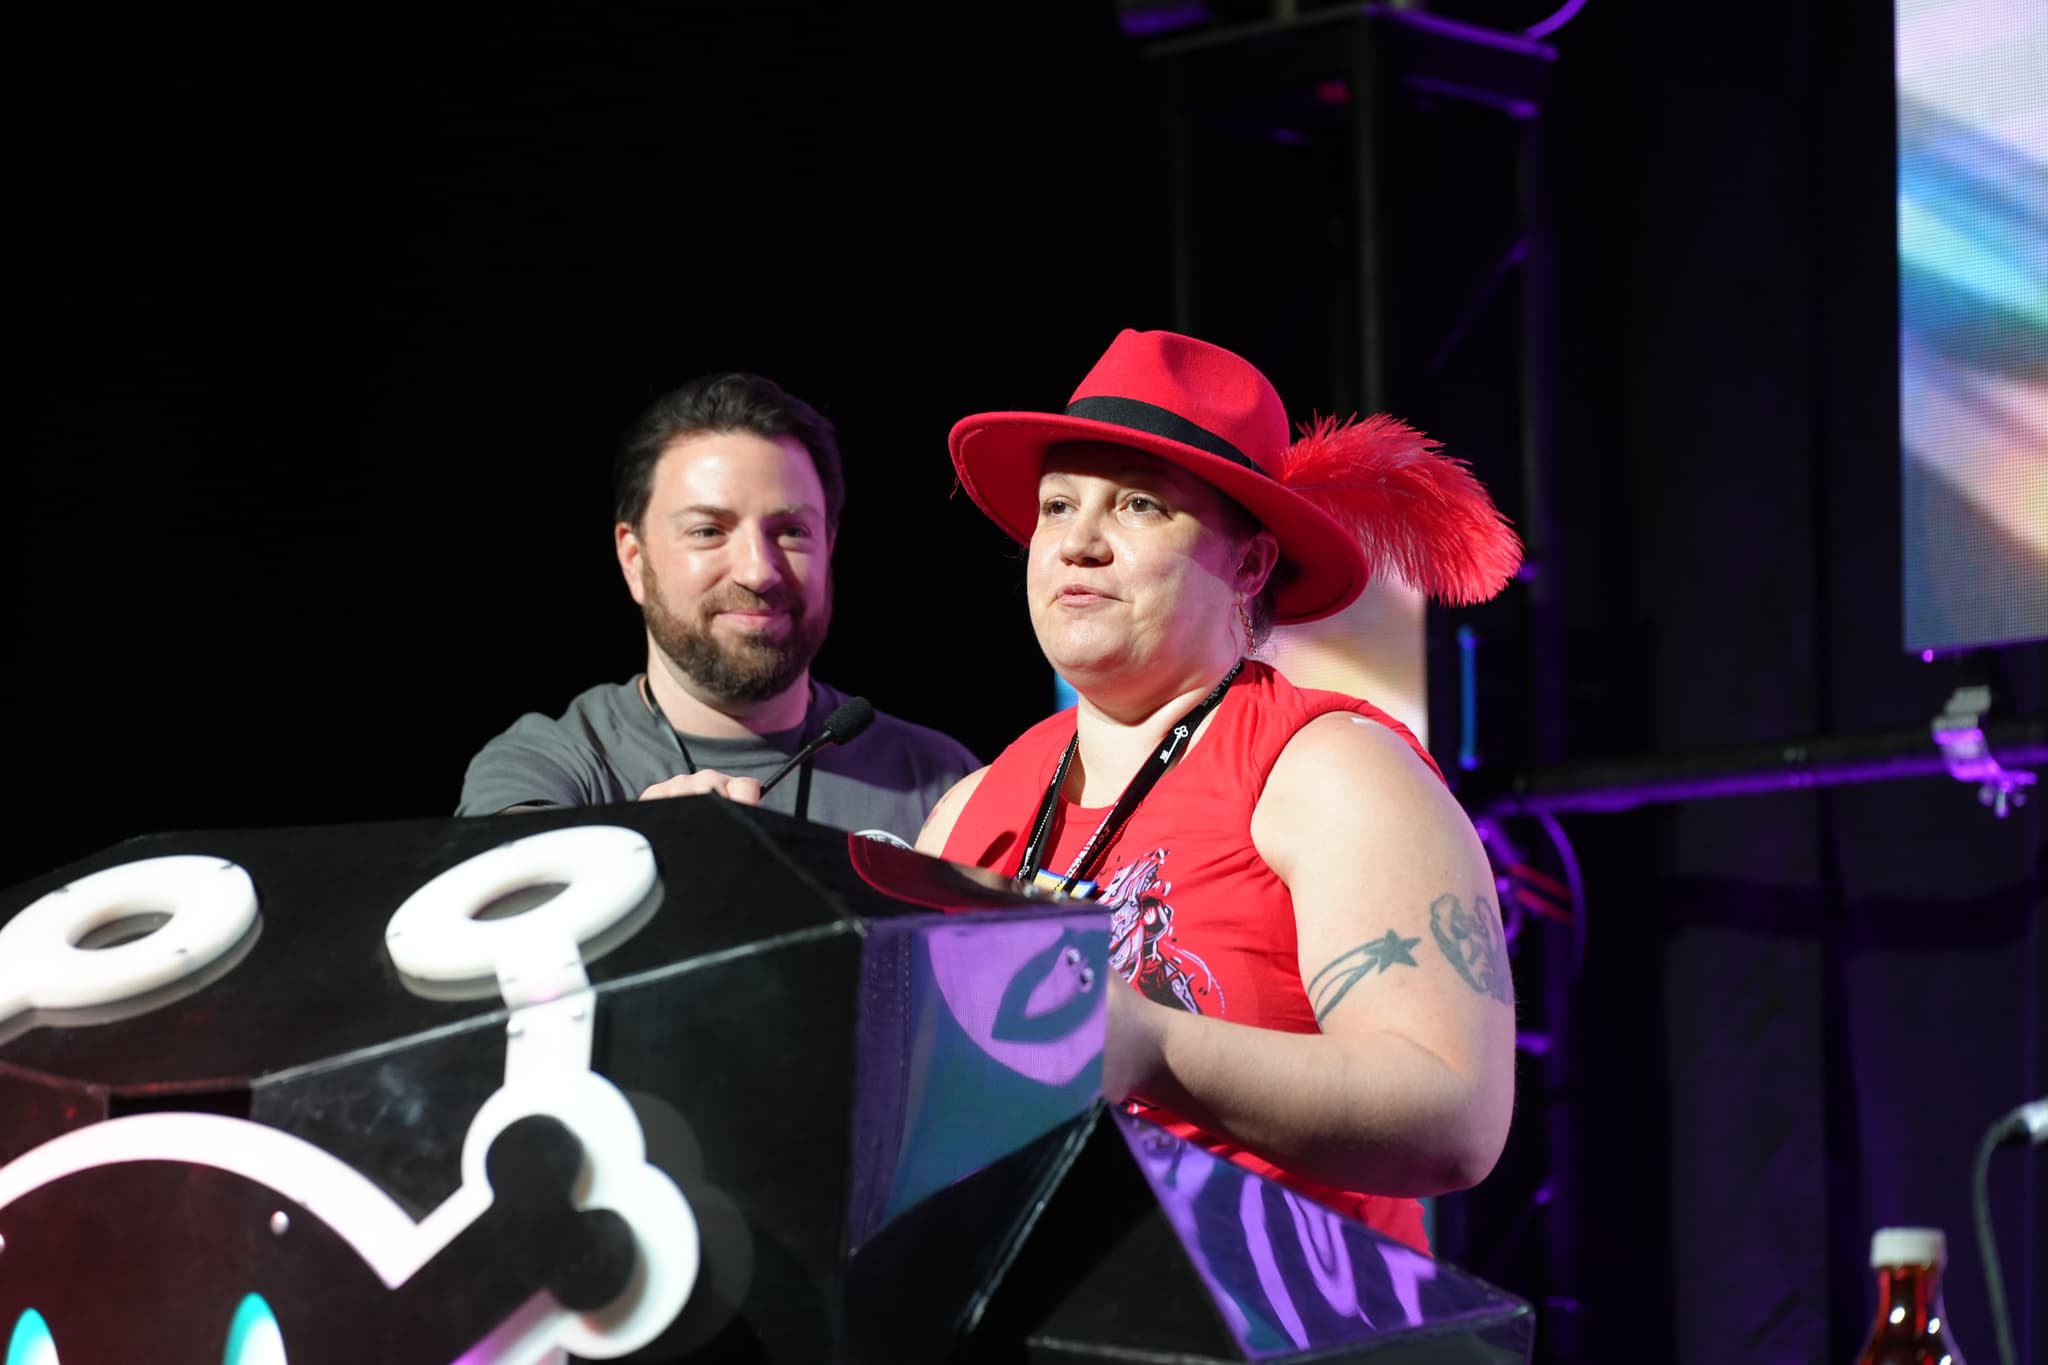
[915,766,990,855]
[1252,712,1514,1076]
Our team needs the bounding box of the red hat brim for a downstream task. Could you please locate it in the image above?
[948,410,1370,625]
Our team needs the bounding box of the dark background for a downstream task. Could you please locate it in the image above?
[9,2,2042,1361]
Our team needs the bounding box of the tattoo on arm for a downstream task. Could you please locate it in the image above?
[1428,893,1514,1005]
[1307,929,1420,1025]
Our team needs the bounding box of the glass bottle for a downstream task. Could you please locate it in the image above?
[1854,1227,1967,1365]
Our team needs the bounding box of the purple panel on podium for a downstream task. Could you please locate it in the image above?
[847,906,1109,1250]
[1115,1108,1535,1359]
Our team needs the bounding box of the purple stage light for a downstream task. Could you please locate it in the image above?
[1368,4,1558,60]
[1404,75,1540,120]
[1524,0,1589,43]
[1117,2,1209,40]
[1492,725,2048,815]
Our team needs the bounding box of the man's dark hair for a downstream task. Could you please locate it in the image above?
[613,373,846,534]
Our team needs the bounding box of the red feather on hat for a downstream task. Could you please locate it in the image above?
[1276,413,1522,606]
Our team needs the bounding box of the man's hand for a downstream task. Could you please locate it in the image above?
[637,770,762,805]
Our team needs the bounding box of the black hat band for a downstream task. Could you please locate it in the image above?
[1061,396,1272,479]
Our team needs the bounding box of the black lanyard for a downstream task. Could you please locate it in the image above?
[643,675,817,823]
[1015,659,1243,896]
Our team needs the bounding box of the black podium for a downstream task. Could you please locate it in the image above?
[0,797,1533,1362]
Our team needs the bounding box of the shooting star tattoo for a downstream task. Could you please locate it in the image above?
[1308,928,1420,1024]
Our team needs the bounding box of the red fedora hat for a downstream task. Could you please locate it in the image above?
[948,329,1370,623]
[950,329,1522,622]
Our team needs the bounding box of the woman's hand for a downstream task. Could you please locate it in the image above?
[1101,978,1170,1103]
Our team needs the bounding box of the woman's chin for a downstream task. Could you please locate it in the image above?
[1041,649,1131,688]
[1034,624,1128,677]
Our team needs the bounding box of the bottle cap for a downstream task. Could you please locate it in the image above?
[1871,1227,1946,1268]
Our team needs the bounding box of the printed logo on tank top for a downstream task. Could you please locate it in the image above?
[1100,848,1223,1016]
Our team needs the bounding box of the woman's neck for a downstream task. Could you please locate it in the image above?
[1068,658,1245,807]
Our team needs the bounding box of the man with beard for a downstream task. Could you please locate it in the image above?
[456,372,978,835]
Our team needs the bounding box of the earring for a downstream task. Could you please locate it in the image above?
[1236,598,1256,654]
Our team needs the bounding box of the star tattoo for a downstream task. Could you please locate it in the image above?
[1307,928,1422,1024]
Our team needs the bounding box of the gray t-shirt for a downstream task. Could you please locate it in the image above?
[456,676,979,840]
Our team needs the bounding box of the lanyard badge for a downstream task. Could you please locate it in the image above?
[1013,660,1244,898]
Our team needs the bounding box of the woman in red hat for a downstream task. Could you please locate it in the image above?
[918,329,1523,1253]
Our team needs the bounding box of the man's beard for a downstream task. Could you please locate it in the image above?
[642,569,832,706]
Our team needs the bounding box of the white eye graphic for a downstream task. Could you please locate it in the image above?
[221,1294,286,1365]
[6,1308,59,1365]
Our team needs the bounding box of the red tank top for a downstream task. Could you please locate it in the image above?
[943,661,1442,1253]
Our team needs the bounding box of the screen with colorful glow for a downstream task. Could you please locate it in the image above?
[1897,0,2048,652]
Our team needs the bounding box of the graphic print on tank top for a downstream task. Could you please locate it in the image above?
[1100,848,1224,1016]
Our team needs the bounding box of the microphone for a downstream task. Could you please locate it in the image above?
[1993,1096,2048,1147]
[1974,1096,2046,1365]
[759,697,876,796]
